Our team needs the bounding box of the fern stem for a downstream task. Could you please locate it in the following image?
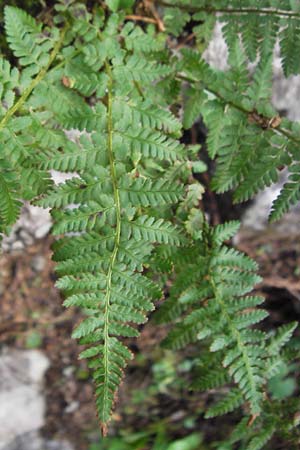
[155,1,300,18]
[0,24,68,132]
[101,61,122,433]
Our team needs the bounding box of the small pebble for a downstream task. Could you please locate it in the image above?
[64,401,79,414]
[31,255,46,273]
[19,230,34,246]
[35,223,52,240]
[11,241,24,251]
[63,366,75,378]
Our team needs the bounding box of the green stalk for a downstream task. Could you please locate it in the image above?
[100,61,122,434]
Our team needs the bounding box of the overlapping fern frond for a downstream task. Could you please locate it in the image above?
[161,0,300,75]
[157,220,297,418]
[179,44,300,221]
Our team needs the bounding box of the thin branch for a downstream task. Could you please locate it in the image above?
[175,32,196,50]
[153,0,300,19]
[125,14,158,25]
[145,0,166,31]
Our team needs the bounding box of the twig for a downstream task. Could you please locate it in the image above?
[152,0,300,19]
[144,0,165,31]
[175,32,196,50]
[125,14,158,25]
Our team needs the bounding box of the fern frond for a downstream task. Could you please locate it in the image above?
[164,6,190,36]
[121,22,165,53]
[52,232,115,261]
[2,2,299,441]
[0,57,20,116]
[37,133,108,172]
[160,221,295,417]
[246,422,276,450]
[192,368,229,392]
[280,19,300,77]
[36,16,187,428]
[180,42,300,216]
[211,220,240,243]
[268,322,298,356]
[247,55,273,100]
[61,103,106,132]
[162,0,300,75]
[52,199,114,234]
[63,55,107,97]
[183,86,206,130]
[36,170,111,209]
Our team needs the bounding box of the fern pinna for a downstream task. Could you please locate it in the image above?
[0,0,299,444]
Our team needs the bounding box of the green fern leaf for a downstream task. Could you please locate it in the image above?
[113,55,171,85]
[246,423,276,450]
[268,322,298,355]
[0,160,21,233]
[123,215,183,245]
[269,164,300,222]
[119,128,185,161]
[113,98,181,135]
[280,19,300,77]
[4,6,55,74]
[119,177,184,206]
